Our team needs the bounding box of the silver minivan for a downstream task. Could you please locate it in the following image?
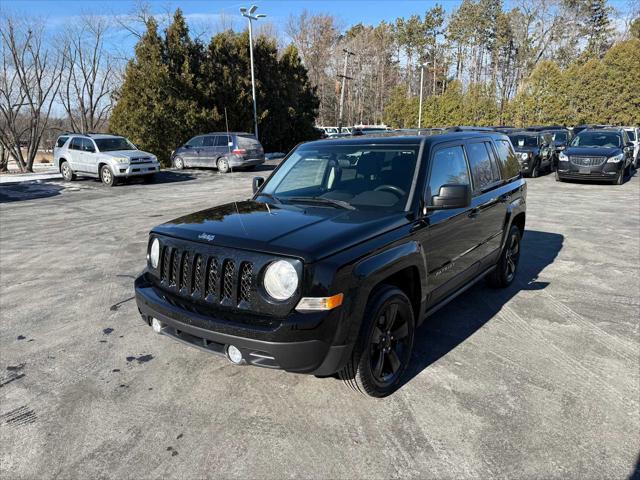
[171,132,265,173]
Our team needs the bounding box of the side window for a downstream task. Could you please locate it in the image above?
[215,135,231,147]
[427,146,470,203]
[56,136,68,148]
[466,142,498,191]
[81,138,95,152]
[484,141,501,181]
[494,140,520,180]
[202,136,215,147]
[187,136,204,148]
[69,137,81,150]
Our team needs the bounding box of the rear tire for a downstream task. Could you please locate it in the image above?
[100,165,116,187]
[174,157,184,170]
[60,161,75,182]
[487,225,521,288]
[531,162,540,178]
[338,285,415,397]
[217,157,230,173]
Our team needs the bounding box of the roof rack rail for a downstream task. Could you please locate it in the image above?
[445,126,496,132]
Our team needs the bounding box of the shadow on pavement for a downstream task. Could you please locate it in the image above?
[401,229,564,389]
[629,452,640,480]
[123,170,197,185]
[0,182,64,203]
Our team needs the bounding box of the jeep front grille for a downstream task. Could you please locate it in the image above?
[159,246,253,309]
[570,156,606,167]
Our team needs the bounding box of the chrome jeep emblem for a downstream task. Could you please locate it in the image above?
[198,233,216,242]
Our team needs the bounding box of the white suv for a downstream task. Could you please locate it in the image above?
[623,127,639,168]
[54,134,160,186]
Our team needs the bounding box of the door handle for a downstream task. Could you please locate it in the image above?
[499,193,511,203]
[468,207,480,218]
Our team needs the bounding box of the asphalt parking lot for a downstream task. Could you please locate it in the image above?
[1,164,639,479]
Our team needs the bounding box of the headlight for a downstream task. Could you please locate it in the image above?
[263,260,298,300]
[607,153,624,163]
[148,238,160,269]
[559,152,569,162]
[520,152,529,161]
[113,156,129,164]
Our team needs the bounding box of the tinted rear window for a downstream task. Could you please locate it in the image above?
[494,139,520,180]
[237,135,261,148]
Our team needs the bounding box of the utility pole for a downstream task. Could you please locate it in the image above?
[240,5,266,140]
[337,49,355,132]
[418,62,430,129]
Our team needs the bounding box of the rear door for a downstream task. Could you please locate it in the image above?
[67,137,84,171]
[422,143,479,304]
[214,134,232,160]
[198,135,216,167]
[465,139,509,266]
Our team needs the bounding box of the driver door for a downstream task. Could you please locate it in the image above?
[420,143,479,305]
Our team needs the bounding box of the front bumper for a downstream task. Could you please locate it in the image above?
[114,163,160,177]
[556,161,622,181]
[134,274,349,375]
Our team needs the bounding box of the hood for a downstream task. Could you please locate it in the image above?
[100,150,155,159]
[151,200,409,263]
[564,146,622,157]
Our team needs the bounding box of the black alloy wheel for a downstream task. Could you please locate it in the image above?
[339,285,415,397]
[487,224,521,288]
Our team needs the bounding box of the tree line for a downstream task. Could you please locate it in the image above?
[287,0,640,128]
[110,10,319,166]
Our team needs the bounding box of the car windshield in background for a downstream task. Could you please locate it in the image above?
[508,135,538,148]
[260,144,420,212]
[550,132,568,142]
[626,130,636,141]
[94,137,137,152]
[571,132,621,148]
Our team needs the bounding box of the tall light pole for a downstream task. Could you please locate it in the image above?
[418,61,430,129]
[240,5,266,140]
[337,49,355,132]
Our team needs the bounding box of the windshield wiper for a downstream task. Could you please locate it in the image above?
[286,196,355,210]
[257,192,282,204]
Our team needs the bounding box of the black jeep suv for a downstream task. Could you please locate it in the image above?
[507,131,554,177]
[556,128,634,185]
[135,132,527,397]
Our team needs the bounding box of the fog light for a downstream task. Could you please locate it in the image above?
[226,345,243,364]
[151,318,163,333]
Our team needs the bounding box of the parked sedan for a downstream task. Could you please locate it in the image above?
[172,132,265,173]
[556,128,634,185]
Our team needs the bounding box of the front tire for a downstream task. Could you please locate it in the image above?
[60,161,75,182]
[174,157,184,170]
[339,285,415,397]
[614,168,624,185]
[217,157,230,173]
[530,162,540,178]
[487,224,521,288]
[100,165,116,187]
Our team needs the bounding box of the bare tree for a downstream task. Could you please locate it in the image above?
[60,15,116,133]
[0,16,64,172]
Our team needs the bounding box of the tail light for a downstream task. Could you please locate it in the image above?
[232,148,246,154]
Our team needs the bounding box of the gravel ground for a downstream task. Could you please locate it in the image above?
[1,164,638,479]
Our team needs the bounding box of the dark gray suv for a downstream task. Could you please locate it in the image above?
[171,132,265,173]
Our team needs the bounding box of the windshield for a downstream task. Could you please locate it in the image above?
[550,131,568,142]
[508,135,538,148]
[259,144,420,212]
[626,130,636,141]
[571,131,621,148]
[94,137,137,152]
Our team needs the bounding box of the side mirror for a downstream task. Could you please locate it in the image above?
[428,184,471,210]
[86,146,95,153]
[252,176,265,194]
[183,144,191,149]
[626,142,634,148]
